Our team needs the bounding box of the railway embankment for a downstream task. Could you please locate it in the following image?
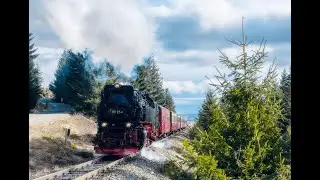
[29,113,97,180]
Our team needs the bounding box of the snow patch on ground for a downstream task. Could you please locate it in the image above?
[140,138,174,162]
[151,139,173,149]
[140,147,168,162]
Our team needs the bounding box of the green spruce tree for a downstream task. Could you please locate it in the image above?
[49,50,71,103]
[279,68,291,166]
[133,65,148,91]
[87,61,130,115]
[183,18,290,179]
[103,62,130,84]
[50,50,95,114]
[163,88,176,112]
[197,89,219,131]
[133,56,167,106]
[64,51,94,112]
[29,33,43,111]
[279,69,291,132]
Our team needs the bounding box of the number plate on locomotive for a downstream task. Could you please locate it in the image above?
[109,109,124,114]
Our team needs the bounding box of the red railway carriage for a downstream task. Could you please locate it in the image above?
[181,119,187,128]
[181,117,184,128]
[159,105,171,136]
[170,112,179,131]
[177,116,181,130]
[180,117,184,129]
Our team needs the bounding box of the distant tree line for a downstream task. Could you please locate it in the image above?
[29,33,176,115]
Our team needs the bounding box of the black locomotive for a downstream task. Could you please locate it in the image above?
[94,84,159,155]
[94,83,187,156]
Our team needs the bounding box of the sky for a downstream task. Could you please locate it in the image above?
[29,0,291,116]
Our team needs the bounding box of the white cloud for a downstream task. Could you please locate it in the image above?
[35,47,64,88]
[163,80,212,94]
[146,5,174,17]
[174,97,205,100]
[157,43,279,80]
[147,0,291,30]
[43,0,157,73]
[160,43,290,94]
[163,62,289,95]
[173,97,205,105]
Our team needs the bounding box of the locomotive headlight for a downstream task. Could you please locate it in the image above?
[115,83,120,88]
[125,122,132,128]
[101,122,108,127]
[143,130,148,135]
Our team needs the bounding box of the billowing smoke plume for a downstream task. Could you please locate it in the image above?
[44,0,156,72]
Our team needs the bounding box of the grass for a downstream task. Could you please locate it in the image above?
[29,113,96,140]
[29,113,97,179]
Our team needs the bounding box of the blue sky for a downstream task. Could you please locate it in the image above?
[29,0,291,116]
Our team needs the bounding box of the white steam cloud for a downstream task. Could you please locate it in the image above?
[140,139,173,162]
[43,0,156,72]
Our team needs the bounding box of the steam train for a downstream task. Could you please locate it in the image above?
[93,84,188,156]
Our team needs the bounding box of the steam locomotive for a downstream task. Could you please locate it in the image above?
[93,84,187,156]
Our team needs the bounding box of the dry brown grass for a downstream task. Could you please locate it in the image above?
[29,113,96,141]
[29,113,97,179]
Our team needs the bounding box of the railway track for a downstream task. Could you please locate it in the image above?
[33,155,134,180]
[33,129,186,180]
